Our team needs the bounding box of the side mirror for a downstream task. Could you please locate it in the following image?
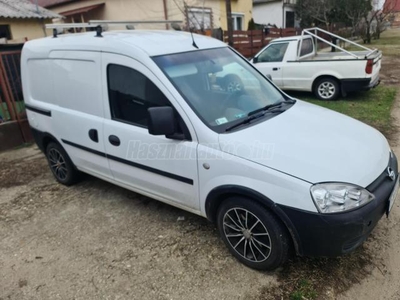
[148,106,176,136]
[253,56,258,64]
[265,74,272,81]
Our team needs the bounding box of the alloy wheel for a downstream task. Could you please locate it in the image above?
[48,148,68,181]
[226,81,242,93]
[318,82,336,99]
[222,208,272,262]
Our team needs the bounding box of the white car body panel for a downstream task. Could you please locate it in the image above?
[219,100,389,188]
[252,36,382,93]
[21,30,390,221]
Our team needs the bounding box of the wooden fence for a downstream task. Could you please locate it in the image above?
[222,27,338,58]
[223,28,303,58]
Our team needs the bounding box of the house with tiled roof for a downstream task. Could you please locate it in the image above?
[31,0,253,31]
[384,0,400,27]
[0,0,61,43]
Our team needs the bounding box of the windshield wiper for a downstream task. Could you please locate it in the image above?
[225,108,285,132]
[225,113,265,132]
[248,99,296,117]
[225,99,295,132]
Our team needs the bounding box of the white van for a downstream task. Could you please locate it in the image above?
[22,27,399,270]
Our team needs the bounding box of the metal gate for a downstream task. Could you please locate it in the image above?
[0,48,32,144]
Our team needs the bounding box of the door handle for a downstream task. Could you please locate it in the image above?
[108,135,120,146]
[273,67,279,71]
[89,129,98,143]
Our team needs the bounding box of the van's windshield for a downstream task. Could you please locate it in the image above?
[153,47,286,132]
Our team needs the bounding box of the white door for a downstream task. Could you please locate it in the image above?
[101,53,199,210]
[49,51,112,179]
[282,38,315,90]
[253,42,289,87]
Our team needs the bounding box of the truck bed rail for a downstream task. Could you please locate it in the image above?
[300,27,377,60]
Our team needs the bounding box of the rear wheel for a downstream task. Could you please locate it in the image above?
[314,77,340,100]
[223,74,243,93]
[217,197,290,270]
[46,142,79,186]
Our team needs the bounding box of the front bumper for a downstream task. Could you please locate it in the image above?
[279,153,398,257]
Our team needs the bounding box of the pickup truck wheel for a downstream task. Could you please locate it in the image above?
[314,78,340,100]
[223,74,243,93]
[46,142,79,186]
[217,197,290,270]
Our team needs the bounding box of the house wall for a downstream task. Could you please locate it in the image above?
[48,0,224,30]
[47,0,252,31]
[0,18,48,43]
[219,0,253,30]
[253,1,296,28]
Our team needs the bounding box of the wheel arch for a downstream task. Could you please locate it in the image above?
[30,127,62,153]
[205,185,302,255]
[312,74,341,93]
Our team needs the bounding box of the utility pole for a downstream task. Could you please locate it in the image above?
[225,0,233,46]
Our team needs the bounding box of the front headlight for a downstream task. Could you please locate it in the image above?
[310,183,375,213]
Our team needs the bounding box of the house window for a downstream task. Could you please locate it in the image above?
[0,25,12,40]
[187,7,212,30]
[232,13,244,31]
[285,11,295,28]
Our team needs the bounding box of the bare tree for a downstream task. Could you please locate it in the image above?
[374,0,399,39]
[338,0,372,36]
[296,0,335,29]
[172,0,205,31]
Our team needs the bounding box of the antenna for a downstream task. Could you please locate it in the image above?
[190,30,199,49]
[95,25,103,37]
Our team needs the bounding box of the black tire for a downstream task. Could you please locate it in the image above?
[45,142,79,186]
[314,77,340,100]
[217,197,290,270]
[223,74,243,93]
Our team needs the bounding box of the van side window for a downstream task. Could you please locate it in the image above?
[107,64,170,127]
[299,39,313,57]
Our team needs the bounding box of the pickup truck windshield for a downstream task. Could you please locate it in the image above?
[153,47,285,132]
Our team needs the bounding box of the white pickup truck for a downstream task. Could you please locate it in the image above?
[250,28,382,100]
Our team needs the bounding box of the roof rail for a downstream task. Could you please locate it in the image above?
[45,23,101,38]
[89,20,182,25]
[45,20,183,38]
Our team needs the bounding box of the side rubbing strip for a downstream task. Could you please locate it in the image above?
[61,139,194,185]
[107,154,194,185]
[62,139,107,157]
[25,104,52,117]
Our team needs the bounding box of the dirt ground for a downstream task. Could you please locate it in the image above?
[0,146,279,299]
[1,39,400,300]
[338,57,400,300]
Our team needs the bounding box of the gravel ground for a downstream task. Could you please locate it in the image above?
[1,43,400,300]
[0,147,276,300]
[338,58,400,300]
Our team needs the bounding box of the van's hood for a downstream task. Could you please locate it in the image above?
[219,100,390,187]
